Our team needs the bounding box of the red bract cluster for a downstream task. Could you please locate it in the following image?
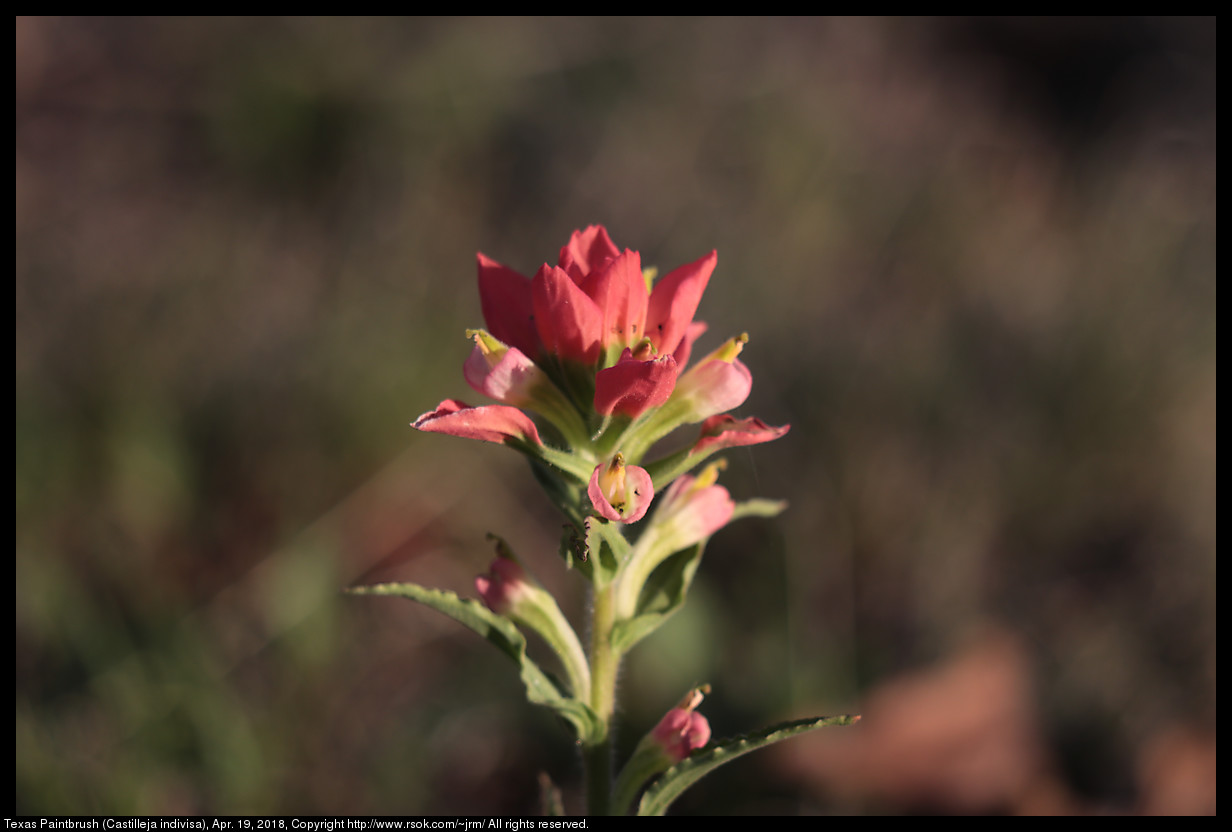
[413,225,788,526]
[479,225,715,364]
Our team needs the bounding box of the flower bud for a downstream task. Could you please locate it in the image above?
[474,556,532,615]
[650,687,712,763]
[612,687,713,814]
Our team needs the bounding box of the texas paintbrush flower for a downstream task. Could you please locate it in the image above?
[368,226,858,816]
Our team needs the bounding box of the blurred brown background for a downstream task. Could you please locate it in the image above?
[15,17,1215,815]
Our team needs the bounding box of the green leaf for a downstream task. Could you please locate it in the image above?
[348,582,602,742]
[609,543,704,653]
[637,714,860,816]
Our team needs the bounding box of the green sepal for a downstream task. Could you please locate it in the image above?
[637,714,861,816]
[583,516,629,588]
[610,543,703,653]
[532,445,595,486]
[348,582,603,743]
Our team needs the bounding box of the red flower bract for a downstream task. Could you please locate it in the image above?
[691,415,790,456]
[413,399,541,446]
[594,350,678,418]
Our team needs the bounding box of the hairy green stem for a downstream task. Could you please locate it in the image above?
[585,581,623,815]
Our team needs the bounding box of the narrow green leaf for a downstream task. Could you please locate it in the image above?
[729,497,788,522]
[609,543,704,653]
[348,583,602,742]
[534,444,596,485]
[637,714,860,816]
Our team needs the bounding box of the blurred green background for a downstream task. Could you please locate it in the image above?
[16,17,1215,815]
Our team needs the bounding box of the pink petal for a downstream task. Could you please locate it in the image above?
[657,474,735,544]
[646,250,717,356]
[463,342,541,405]
[652,708,712,762]
[587,458,655,524]
[580,249,649,349]
[558,224,620,282]
[532,264,604,364]
[677,358,752,420]
[594,350,678,418]
[413,399,541,446]
[477,253,540,358]
[691,415,790,456]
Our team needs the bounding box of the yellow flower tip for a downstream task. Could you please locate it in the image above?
[601,453,629,506]
[642,266,658,293]
[630,337,658,361]
[677,685,710,711]
[467,328,507,359]
[694,460,727,490]
[713,332,749,363]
